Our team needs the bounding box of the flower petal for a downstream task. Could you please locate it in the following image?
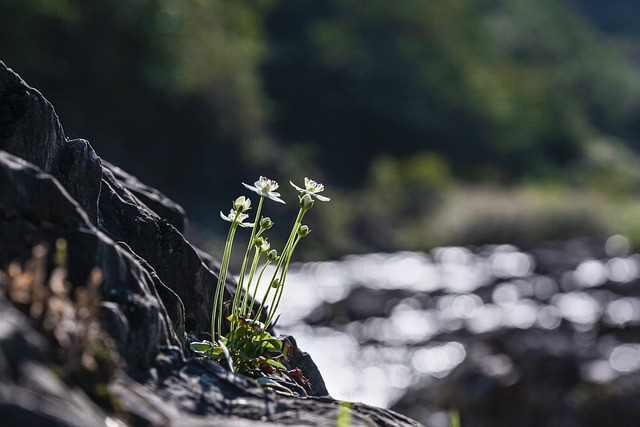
[290,181,305,193]
[242,182,260,194]
[266,192,286,204]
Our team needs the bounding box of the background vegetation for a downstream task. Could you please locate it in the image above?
[4,0,640,257]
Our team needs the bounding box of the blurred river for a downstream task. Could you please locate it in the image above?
[260,235,640,425]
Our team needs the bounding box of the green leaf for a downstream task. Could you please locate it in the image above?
[254,333,283,350]
[209,347,226,356]
[262,339,283,352]
[218,340,235,372]
[255,331,273,340]
[239,351,258,360]
[190,341,213,353]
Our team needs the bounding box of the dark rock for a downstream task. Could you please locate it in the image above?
[0,60,425,426]
[0,148,181,373]
[101,159,187,234]
[281,335,329,397]
[97,163,223,338]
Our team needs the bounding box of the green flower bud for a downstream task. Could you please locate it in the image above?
[270,278,281,288]
[260,216,274,230]
[267,249,279,262]
[297,224,311,237]
[299,193,314,210]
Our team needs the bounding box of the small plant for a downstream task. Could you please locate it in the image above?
[191,177,329,379]
[336,401,352,427]
[1,240,120,410]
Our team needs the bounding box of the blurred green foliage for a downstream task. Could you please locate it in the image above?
[263,0,640,184]
[0,0,273,222]
[3,0,640,253]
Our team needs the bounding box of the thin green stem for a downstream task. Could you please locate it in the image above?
[231,197,264,327]
[258,208,308,331]
[247,259,273,322]
[217,224,238,338]
[240,247,262,317]
[265,234,302,329]
[212,222,238,340]
[211,227,232,338]
[254,208,304,323]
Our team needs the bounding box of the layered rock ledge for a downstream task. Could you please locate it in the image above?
[0,61,423,427]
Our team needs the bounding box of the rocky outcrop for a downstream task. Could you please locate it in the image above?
[0,61,424,426]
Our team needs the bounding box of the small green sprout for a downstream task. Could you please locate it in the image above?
[191,176,330,381]
[337,401,352,427]
[449,410,461,427]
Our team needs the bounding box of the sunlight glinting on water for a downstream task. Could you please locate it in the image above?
[537,305,562,329]
[264,239,640,408]
[574,259,608,288]
[465,303,503,334]
[606,256,640,283]
[553,292,601,325]
[389,304,439,343]
[490,249,535,279]
[604,297,640,325]
[532,275,558,300]
[609,344,640,372]
[412,342,466,378]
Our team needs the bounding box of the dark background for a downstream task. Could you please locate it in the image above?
[3,0,640,257]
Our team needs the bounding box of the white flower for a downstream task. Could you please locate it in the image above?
[254,237,271,253]
[242,176,285,204]
[220,209,254,228]
[290,177,330,201]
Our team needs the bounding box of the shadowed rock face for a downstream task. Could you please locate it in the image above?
[0,61,424,427]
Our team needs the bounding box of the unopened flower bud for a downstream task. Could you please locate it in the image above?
[297,224,311,237]
[267,249,279,262]
[299,193,314,210]
[270,278,281,289]
[260,216,274,230]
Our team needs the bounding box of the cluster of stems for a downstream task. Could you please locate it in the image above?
[210,178,324,343]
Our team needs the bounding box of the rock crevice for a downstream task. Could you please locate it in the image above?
[0,61,423,427]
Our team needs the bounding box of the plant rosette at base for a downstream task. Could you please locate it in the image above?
[190,177,330,393]
[190,316,285,375]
